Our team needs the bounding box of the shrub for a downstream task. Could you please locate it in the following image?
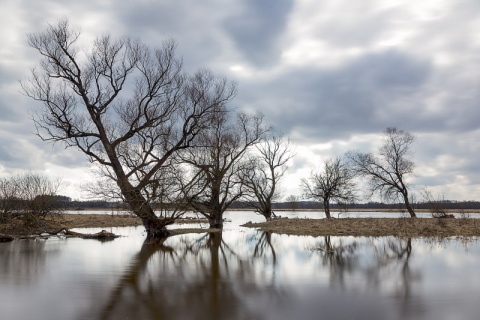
[0,173,62,226]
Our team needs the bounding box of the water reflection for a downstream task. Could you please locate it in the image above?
[0,239,60,286]
[314,236,425,317]
[252,231,277,265]
[1,229,480,320]
[90,232,284,320]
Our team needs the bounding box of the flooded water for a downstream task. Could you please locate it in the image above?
[68,208,479,220]
[1,211,479,320]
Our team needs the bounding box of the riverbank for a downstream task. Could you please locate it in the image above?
[242,217,480,238]
[0,213,207,239]
[3,213,480,240]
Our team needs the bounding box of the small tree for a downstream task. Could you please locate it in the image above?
[23,20,236,238]
[301,157,356,219]
[241,135,294,220]
[420,188,454,218]
[181,112,270,228]
[347,127,417,217]
[285,195,300,211]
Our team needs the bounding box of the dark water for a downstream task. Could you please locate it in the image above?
[1,212,479,320]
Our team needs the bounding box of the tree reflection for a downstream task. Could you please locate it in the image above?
[89,232,282,320]
[252,231,277,265]
[315,236,425,317]
[0,240,60,286]
[316,236,359,288]
[249,231,279,287]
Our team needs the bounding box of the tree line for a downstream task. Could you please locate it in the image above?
[20,20,473,237]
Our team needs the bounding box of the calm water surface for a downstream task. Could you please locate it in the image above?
[1,211,479,320]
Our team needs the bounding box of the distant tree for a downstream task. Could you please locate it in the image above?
[53,195,72,203]
[347,127,417,218]
[285,195,300,211]
[0,173,62,226]
[301,157,356,219]
[23,20,236,237]
[181,111,270,228]
[0,176,20,223]
[241,135,294,220]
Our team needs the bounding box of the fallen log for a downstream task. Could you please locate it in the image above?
[64,229,120,239]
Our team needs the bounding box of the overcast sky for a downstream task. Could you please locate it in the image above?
[1,0,479,201]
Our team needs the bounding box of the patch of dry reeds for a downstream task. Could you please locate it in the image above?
[242,217,480,238]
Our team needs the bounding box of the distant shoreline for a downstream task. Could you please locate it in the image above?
[65,207,480,213]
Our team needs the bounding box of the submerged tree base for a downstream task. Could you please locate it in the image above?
[242,217,480,238]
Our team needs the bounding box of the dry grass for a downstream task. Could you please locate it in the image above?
[0,213,207,238]
[242,217,480,238]
[3,213,480,239]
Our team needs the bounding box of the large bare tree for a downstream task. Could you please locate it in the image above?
[22,20,236,237]
[301,157,356,219]
[241,135,294,220]
[181,111,270,228]
[347,127,417,217]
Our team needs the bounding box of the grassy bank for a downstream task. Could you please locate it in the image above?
[242,217,480,238]
[0,214,207,238]
[3,213,480,239]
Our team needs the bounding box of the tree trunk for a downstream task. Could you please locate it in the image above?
[140,215,171,238]
[402,192,416,218]
[263,207,273,221]
[208,208,224,229]
[122,187,171,238]
[324,199,332,219]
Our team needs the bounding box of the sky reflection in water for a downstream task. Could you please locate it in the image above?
[0,212,479,320]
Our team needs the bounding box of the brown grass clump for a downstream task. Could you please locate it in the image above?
[242,218,480,238]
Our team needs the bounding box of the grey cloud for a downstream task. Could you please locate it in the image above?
[116,1,197,37]
[106,1,233,72]
[0,101,24,123]
[0,133,44,170]
[308,1,401,47]
[0,130,87,171]
[223,0,294,67]
[288,156,310,175]
[416,133,480,170]
[238,50,432,142]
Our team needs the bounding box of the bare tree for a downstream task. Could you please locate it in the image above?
[0,176,20,223]
[347,127,417,218]
[22,20,236,238]
[301,157,356,219]
[181,111,270,228]
[241,135,294,220]
[0,173,62,226]
[420,188,454,218]
[285,195,300,211]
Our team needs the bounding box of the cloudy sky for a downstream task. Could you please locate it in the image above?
[1,0,479,201]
